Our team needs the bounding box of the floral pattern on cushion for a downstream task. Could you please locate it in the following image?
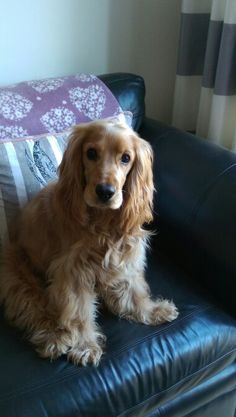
[0,91,33,121]
[0,74,123,140]
[40,107,76,133]
[69,85,106,119]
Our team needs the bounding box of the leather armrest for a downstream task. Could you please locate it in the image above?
[140,117,236,316]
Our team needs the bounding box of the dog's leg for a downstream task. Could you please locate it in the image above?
[100,271,179,325]
[66,289,105,367]
[1,244,63,356]
[43,255,105,366]
[35,286,104,365]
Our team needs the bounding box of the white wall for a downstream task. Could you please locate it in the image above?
[107,0,182,122]
[0,0,181,123]
[0,0,111,82]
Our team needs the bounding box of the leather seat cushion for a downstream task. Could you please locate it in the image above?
[0,251,236,417]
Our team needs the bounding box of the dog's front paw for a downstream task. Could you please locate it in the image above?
[150,299,179,325]
[67,341,103,366]
[31,330,72,360]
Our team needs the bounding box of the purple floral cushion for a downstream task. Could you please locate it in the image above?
[0,74,128,140]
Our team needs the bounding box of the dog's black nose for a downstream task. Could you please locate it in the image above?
[96,183,116,202]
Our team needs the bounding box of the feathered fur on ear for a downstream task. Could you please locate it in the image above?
[56,125,87,225]
[120,134,154,234]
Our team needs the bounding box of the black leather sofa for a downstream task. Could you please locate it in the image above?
[0,73,235,417]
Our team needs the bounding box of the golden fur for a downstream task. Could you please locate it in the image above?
[0,118,178,366]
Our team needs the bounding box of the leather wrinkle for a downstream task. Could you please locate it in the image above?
[0,305,213,402]
[149,366,236,417]
[117,349,236,417]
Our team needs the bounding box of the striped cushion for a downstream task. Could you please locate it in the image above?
[0,129,71,252]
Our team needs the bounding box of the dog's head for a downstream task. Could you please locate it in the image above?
[58,118,154,232]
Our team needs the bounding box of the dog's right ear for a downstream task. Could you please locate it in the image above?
[57,124,87,225]
[59,125,85,187]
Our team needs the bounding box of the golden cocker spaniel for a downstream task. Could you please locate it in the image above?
[1,118,178,366]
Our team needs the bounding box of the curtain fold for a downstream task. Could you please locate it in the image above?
[172,0,236,150]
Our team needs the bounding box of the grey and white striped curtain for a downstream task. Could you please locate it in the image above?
[172,0,236,150]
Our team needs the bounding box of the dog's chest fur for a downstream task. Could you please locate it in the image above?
[87,233,148,284]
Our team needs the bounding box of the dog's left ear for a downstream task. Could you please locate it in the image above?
[120,134,154,233]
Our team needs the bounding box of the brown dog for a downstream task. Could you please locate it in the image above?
[1,118,178,366]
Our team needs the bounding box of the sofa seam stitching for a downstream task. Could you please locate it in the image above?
[105,305,212,358]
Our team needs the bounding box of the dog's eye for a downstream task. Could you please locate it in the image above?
[87,148,97,161]
[121,153,130,164]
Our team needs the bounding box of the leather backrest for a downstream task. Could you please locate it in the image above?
[99,73,145,131]
[140,119,236,316]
